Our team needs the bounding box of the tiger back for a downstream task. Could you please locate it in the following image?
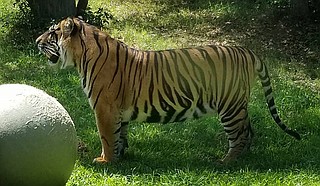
[120,46,256,124]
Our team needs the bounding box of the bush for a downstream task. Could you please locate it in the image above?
[82,6,114,29]
[2,1,114,49]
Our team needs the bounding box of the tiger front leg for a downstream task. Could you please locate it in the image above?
[93,104,122,164]
[220,108,253,163]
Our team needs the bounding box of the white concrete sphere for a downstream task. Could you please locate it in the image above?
[0,84,77,186]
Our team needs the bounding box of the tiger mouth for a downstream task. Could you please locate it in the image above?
[48,54,59,64]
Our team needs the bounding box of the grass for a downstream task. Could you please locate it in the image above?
[1,0,320,185]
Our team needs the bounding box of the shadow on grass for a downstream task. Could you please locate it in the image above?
[77,109,320,175]
[74,81,320,175]
[78,130,320,177]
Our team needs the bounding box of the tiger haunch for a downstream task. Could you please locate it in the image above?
[36,17,300,164]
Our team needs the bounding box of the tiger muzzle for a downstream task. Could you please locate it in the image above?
[36,43,59,64]
[48,54,59,64]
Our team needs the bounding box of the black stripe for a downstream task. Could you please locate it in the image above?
[138,52,145,81]
[144,101,148,113]
[145,51,150,75]
[122,47,129,75]
[243,49,252,91]
[162,76,175,103]
[101,136,109,146]
[149,60,155,106]
[87,59,107,98]
[131,88,138,106]
[115,71,123,100]
[257,64,264,73]
[146,105,161,123]
[196,88,207,114]
[209,92,216,109]
[171,51,194,101]
[223,113,248,129]
[88,38,110,98]
[79,34,86,74]
[155,52,160,84]
[130,106,138,120]
[247,49,257,66]
[260,78,270,87]
[174,108,188,122]
[137,74,143,98]
[161,52,174,85]
[220,47,236,109]
[205,46,219,104]
[113,126,121,134]
[218,85,242,115]
[163,52,174,81]
[259,72,269,81]
[217,46,227,112]
[81,48,89,88]
[193,110,200,119]
[121,122,129,127]
[193,48,208,86]
[93,86,104,109]
[174,89,192,108]
[127,50,137,84]
[221,101,244,124]
[177,51,200,92]
[116,47,128,101]
[158,91,175,123]
[264,87,272,97]
[83,56,92,91]
[134,51,144,83]
[131,52,143,89]
[108,42,121,89]
[87,31,103,94]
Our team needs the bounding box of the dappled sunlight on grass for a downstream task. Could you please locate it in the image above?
[1,0,320,185]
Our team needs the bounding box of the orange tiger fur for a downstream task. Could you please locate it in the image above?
[36,17,300,164]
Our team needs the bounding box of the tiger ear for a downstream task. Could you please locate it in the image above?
[62,17,75,38]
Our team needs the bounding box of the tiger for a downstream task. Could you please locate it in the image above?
[36,17,301,164]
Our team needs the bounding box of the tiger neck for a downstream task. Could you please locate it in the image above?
[76,34,144,98]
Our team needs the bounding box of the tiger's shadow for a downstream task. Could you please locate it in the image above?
[78,114,319,175]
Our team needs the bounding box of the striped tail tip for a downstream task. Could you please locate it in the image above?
[285,128,301,140]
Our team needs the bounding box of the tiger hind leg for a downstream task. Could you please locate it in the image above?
[220,107,253,163]
[119,122,129,157]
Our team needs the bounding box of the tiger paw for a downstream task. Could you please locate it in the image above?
[93,156,109,164]
[219,153,238,164]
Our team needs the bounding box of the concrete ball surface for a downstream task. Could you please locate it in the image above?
[0,84,77,186]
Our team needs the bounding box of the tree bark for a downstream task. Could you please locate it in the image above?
[291,0,310,18]
[26,0,76,20]
[76,0,88,17]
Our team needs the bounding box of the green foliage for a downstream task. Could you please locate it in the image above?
[2,0,115,49]
[1,0,39,49]
[83,6,114,28]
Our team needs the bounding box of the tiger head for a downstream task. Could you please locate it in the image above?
[36,17,81,68]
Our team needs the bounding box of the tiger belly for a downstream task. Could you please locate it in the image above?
[122,103,216,123]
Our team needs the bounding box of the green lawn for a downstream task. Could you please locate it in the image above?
[1,0,320,185]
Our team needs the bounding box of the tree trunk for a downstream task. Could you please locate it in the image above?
[291,0,310,18]
[26,0,76,20]
[76,0,88,17]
